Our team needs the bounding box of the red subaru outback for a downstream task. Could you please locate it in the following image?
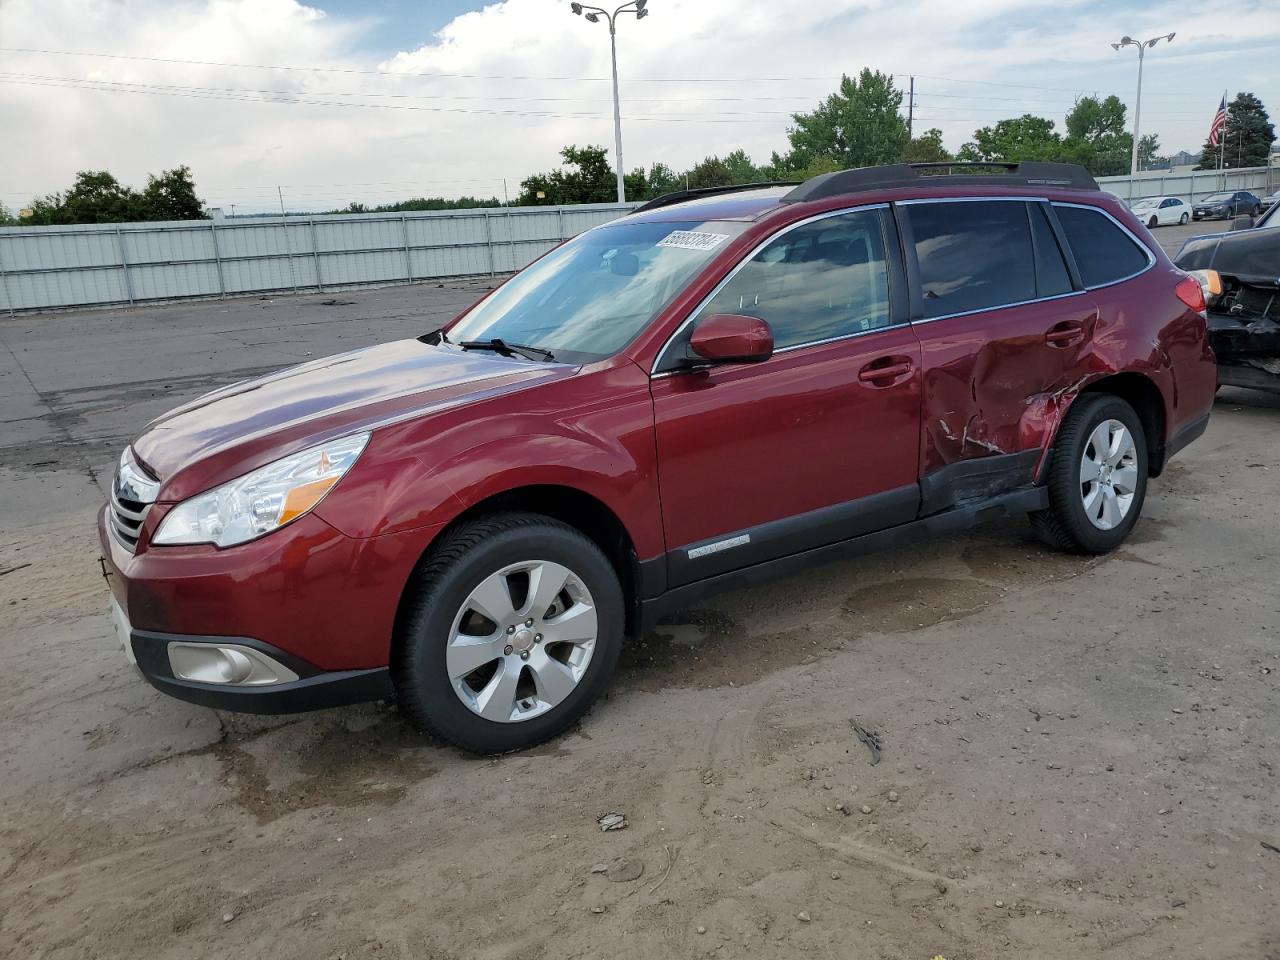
[100,162,1215,753]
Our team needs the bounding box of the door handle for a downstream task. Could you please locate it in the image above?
[1045,320,1086,348]
[858,356,914,385]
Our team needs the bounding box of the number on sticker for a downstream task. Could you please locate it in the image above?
[657,231,731,252]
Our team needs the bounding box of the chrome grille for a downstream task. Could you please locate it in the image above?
[110,448,159,554]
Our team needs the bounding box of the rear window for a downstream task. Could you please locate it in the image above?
[1053,205,1151,288]
[907,200,1036,319]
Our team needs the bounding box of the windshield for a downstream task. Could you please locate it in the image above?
[1131,199,1159,208]
[1202,193,1233,203]
[447,219,749,360]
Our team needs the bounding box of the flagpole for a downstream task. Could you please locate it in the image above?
[1219,89,1227,188]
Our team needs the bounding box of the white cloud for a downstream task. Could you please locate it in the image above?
[1,0,1277,214]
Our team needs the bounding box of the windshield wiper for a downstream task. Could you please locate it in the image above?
[458,338,556,362]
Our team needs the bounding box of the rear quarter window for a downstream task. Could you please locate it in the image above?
[1054,204,1152,288]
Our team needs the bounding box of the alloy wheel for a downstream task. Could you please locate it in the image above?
[446,560,597,722]
[1079,419,1139,530]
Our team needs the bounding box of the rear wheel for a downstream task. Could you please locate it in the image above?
[1179,212,1189,225]
[395,512,624,753]
[1031,395,1148,554]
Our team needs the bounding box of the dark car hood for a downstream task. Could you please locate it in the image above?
[133,339,573,501]
[1175,228,1280,286]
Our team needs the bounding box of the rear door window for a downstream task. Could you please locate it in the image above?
[1028,203,1073,298]
[906,200,1036,319]
[1053,204,1152,288]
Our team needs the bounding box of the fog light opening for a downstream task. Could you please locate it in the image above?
[168,642,300,686]
[216,648,254,684]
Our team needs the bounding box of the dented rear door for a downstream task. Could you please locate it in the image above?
[898,198,1094,514]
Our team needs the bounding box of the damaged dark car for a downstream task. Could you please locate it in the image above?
[1176,199,1280,394]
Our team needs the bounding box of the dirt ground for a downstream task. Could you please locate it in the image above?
[1,274,1278,960]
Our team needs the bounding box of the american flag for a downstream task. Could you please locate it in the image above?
[1208,96,1228,147]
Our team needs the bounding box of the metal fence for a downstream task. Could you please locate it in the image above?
[1097,164,1275,203]
[4,165,1277,315]
[0,203,636,315]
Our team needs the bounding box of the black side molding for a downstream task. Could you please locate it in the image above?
[919,449,1043,517]
[667,484,919,588]
[637,485,1048,634]
[1163,411,1212,462]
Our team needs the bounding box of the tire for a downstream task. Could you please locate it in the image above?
[1179,212,1189,225]
[1031,394,1148,555]
[1147,215,1158,228]
[394,512,624,754]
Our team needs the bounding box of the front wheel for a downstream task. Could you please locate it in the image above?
[1147,215,1158,228]
[395,512,624,753]
[1031,395,1148,555]
[1179,212,1189,225]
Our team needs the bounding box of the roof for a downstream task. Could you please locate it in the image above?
[623,186,791,223]
[624,162,1102,224]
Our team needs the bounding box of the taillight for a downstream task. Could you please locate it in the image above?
[1175,274,1206,314]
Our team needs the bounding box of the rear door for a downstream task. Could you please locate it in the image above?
[899,198,1091,513]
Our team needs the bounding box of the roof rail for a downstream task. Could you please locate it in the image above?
[632,181,799,214]
[782,161,1099,204]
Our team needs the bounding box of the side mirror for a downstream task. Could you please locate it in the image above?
[688,314,773,365]
[1229,215,1255,232]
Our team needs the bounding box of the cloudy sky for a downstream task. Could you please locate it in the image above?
[2,0,1278,214]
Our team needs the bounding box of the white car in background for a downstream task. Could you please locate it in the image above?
[1130,196,1190,227]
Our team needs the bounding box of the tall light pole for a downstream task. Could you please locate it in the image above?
[570,1,649,203]
[1111,32,1175,176]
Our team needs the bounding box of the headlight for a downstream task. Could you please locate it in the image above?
[152,433,370,547]
[1186,269,1223,306]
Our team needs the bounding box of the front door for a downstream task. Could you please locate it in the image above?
[898,198,1095,513]
[650,206,922,587]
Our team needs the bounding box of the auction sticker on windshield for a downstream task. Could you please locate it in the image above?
[657,230,731,252]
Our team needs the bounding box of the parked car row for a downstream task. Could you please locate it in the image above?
[1127,191,1273,228]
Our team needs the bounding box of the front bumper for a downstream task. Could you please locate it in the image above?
[99,506,438,714]
[1192,208,1228,220]
[128,624,391,714]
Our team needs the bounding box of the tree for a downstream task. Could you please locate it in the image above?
[777,69,908,172]
[0,203,17,226]
[21,168,210,224]
[1196,92,1275,169]
[685,156,735,189]
[957,115,1063,163]
[517,144,617,205]
[1137,133,1162,170]
[643,162,682,199]
[902,128,950,163]
[1063,95,1131,176]
[722,148,762,183]
[1065,95,1127,142]
[25,171,142,225]
[141,165,205,221]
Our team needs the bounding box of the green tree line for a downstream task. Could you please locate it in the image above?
[8,167,206,225]
[517,72,1273,205]
[5,74,1271,225]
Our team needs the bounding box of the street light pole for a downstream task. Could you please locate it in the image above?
[571,1,649,203]
[1111,32,1175,176]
